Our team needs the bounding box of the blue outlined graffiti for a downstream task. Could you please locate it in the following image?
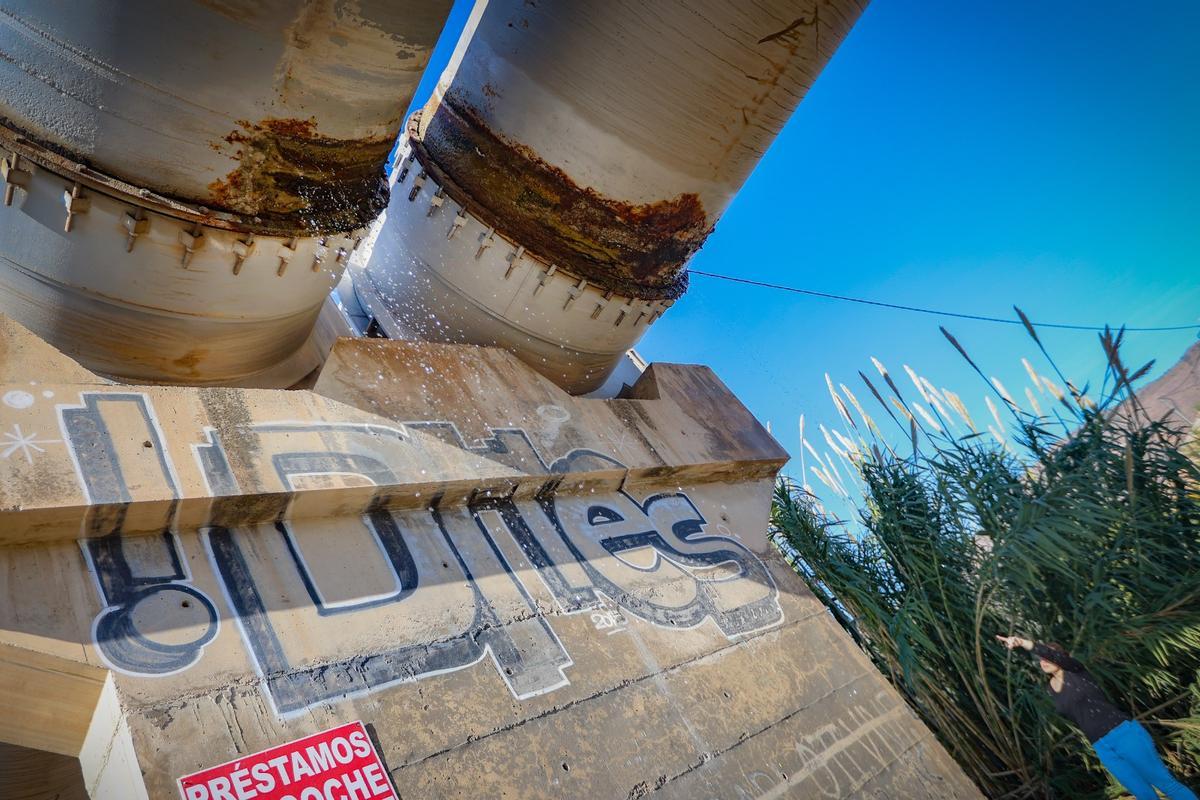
[61,393,220,675]
[196,423,571,715]
[64,399,781,714]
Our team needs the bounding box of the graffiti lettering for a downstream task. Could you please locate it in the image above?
[62,393,220,675]
[67,393,782,714]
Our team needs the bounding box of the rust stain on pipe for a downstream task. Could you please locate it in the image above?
[208,117,391,233]
[416,95,707,300]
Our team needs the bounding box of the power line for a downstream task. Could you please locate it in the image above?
[686,269,1200,333]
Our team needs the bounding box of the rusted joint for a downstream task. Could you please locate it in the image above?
[1,153,30,206]
[335,246,349,267]
[0,119,376,238]
[232,233,255,274]
[123,209,149,252]
[62,181,90,232]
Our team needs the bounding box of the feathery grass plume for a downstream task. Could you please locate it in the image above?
[1065,379,1097,410]
[912,402,943,432]
[920,377,954,427]
[840,383,879,435]
[802,436,827,472]
[832,428,861,459]
[987,423,1007,446]
[1022,357,1043,392]
[809,464,835,493]
[891,397,915,423]
[904,364,933,403]
[1041,375,1066,401]
[873,356,912,408]
[860,371,904,429]
[798,415,807,480]
[991,377,1018,408]
[821,424,848,460]
[943,389,977,431]
[1025,386,1043,416]
[823,452,850,495]
[985,395,1004,431]
[1013,304,1042,344]
[826,373,855,428]
[772,329,1200,798]
[940,326,984,374]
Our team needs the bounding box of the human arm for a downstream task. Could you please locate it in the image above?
[1030,642,1086,672]
[995,634,1034,651]
[995,634,1087,672]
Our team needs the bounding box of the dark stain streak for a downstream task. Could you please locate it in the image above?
[757,12,817,45]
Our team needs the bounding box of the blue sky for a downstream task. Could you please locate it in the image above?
[412,0,1200,497]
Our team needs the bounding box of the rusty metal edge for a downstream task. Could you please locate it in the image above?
[403,112,689,302]
[0,117,372,238]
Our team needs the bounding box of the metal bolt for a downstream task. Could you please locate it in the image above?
[179,221,203,267]
[533,265,557,296]
[63,182,90,233]
[592,291,614,320]
[397,153,415,184]
[1,154,30,207]
[277,237,297,276]
[563,277,587,311]
[232,234,255,275]
[408,171,426,202]
[504,246,525,279]
[475,228,495,260]
[312,237,328,272]
[447,209,467,239]
[427,187,444,217]
[123,210,149,252]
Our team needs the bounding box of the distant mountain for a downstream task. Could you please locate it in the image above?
[1136,340,1200,431]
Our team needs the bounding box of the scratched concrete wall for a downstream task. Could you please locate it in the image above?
[0,317,981,799]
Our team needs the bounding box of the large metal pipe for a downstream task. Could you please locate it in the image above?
[360,0,866,393]
[0,0,451,384]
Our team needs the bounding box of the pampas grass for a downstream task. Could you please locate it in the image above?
[773,313,1200,799]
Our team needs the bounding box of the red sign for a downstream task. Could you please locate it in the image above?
[178,721,398,800]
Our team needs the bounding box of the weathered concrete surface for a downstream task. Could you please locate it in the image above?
[0,316,980,799]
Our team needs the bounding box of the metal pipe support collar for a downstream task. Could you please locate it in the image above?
[0,130,363,385]
[357,138,673,394]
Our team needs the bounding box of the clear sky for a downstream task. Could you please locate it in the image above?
[412,0,1200,497]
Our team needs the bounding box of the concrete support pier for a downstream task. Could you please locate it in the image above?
[0,315,979,799]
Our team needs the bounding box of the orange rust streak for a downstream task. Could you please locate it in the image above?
[417,97,707,299]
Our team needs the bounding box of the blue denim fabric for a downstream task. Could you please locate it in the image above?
[1092,720,1197,800]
